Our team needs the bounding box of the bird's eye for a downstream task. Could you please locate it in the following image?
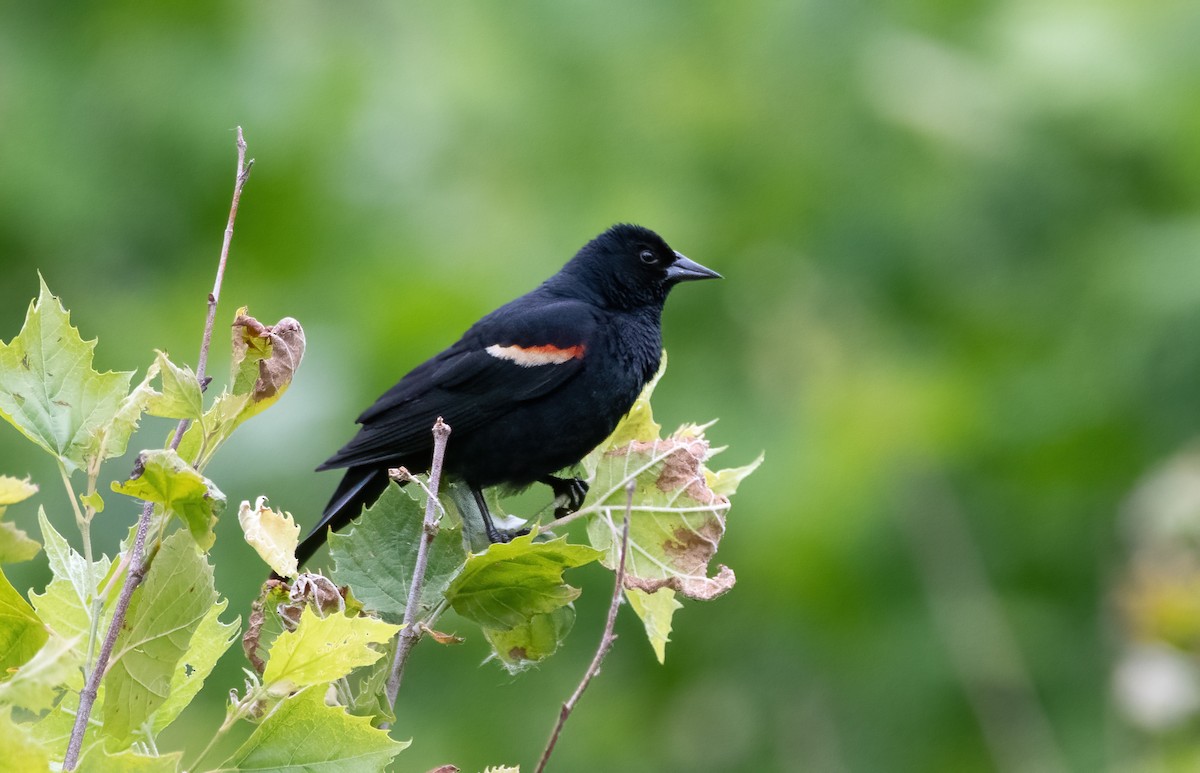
[639,250,657,265]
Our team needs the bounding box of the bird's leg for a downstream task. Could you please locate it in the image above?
[471,487,528,543]
[539,475,590,519]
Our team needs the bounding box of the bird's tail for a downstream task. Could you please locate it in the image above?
[294,465,390,569]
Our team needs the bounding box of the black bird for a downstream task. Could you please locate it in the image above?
[296,224,720,567]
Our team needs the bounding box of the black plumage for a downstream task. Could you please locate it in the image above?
[297,223,720,567]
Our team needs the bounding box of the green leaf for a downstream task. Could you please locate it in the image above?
[29,508,111,646]
[145,350,203,421]
[101,530,217,745]
[110,449,225,551]
[238,496,301,578]
[152,599,240,736]
[482,605,576,673]
[262,606,399,694]
[0,277,135,471]
[28,689,101,762]
[0,708,52,773]
[91,360,160,465]
[213,686,407,772]
[0,633,82,713]
[330,483,467,623]
[77,747,182,773]
[0,568,47,677]
[445,532,601,631]
[625,588,682,664]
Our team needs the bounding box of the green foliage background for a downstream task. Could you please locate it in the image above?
[2,2,1199,770]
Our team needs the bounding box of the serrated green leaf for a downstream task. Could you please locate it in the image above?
[102,530,217,745]
[145,350,203,420]
[77,747,182,773]
[238,496,301,578]
[213,686,407,772]
[330,483,466,623]
[0,568,47,676]
[445,533,601,631]
[706,452,764,497]
[90,360,160,465]
[0,708,52,773]
[174,391,249,470]
[263,606,399,694]
[625,588,682,664]
[0,277,134,471]
[110,449,225,550]
[482,605,576,673]
[0,633,82,712]
[29,508,112,645]
[152,599,239,736]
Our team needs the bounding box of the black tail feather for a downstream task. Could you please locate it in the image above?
[295,465,390,568]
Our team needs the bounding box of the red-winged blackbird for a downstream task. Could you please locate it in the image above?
[296,223,720,566]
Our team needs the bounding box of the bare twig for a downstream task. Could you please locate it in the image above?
[382,418,452,716]
[63,127,253,771]
[535,481,634,773]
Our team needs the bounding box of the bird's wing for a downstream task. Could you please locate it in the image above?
[317,298,598,470]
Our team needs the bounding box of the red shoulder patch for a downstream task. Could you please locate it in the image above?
[485,343,586,367]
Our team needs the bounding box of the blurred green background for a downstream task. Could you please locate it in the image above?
[3,1,1200,771]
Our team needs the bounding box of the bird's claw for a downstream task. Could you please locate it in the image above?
[542,475,589,519]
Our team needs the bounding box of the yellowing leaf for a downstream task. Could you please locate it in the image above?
[239,496,301,578]
[263,606,399,694]
[175,310,305,470]
[0,476,37,506]
[0,522,40,564]
[110,449,225,551]
[625,588,682,664]
[580,355,760,661]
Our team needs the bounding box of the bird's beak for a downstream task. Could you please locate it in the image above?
[666,251,722,283]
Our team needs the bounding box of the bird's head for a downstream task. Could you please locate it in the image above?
[559,224,721,310]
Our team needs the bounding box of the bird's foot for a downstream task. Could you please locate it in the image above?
[540,475,590,519]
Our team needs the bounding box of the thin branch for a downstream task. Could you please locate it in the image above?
[535,481,634,773]
[382,418,452,719]
[63,127,253,771]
